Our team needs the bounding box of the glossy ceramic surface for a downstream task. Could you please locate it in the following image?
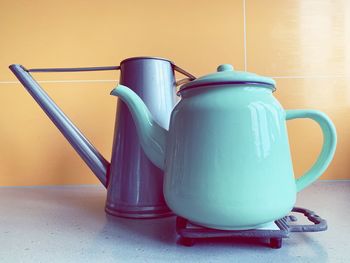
[166,86,297,229]
[168,87,336,229]
[110,65,337,230]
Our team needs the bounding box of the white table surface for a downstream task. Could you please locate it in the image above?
[0,181,349,263]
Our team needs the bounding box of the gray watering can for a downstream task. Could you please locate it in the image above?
[10,56,195,218]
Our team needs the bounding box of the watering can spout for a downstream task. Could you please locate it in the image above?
[110,85,167,170]
[9,64,109,187]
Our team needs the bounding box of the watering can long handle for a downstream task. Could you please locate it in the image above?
[9,64,110,187]
[27,64,196,86]
[27,65,121,72]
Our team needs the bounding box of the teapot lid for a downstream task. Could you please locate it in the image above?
[178,64,276,93]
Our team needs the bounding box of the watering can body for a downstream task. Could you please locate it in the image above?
[111,64,337,229]
[10,57,195,218]
[106,57,178,217]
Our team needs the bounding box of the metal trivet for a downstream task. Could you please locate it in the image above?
[176,207,327,249]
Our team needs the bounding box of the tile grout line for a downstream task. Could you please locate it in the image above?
[270,75,348,79]
[1,74,349,85]
[243,0,247,71]
[0,80,118,84]
[0,180,348,189]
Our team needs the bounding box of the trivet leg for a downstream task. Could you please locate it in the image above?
[176,217,188,232]
[179,237,195,247]
[270,238,282,249]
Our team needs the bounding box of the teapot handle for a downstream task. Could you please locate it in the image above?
[285,110,337,192]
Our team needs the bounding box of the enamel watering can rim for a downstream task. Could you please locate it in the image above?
[178,64,276,94]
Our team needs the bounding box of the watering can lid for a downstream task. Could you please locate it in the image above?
[179,64,276,92]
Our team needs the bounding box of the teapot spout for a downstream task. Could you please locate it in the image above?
[110,85,167,170]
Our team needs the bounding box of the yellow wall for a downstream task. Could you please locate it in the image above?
[0,0,349,186]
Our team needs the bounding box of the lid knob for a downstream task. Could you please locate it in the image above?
[217,64,234,72]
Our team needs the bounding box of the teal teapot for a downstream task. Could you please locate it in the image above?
[110,64,337,230]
